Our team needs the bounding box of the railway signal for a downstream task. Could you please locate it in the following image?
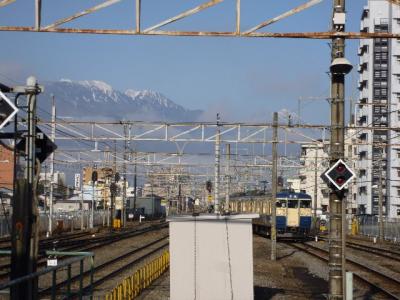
[16,127,57,163]
[206,180,212,193]
[0,90,18,130]
[91,170,98,183]
[323,159,355,191]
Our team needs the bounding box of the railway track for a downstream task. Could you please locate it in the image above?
[0,222,168,280]
[289,242,400,299]
[316,236,400,263]
[0,230,93,251]
[38,235,169,297]
[345,241,400,263]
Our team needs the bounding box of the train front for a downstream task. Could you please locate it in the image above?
[277,192,312,238]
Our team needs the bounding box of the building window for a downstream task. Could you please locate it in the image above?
[359,151,367,159]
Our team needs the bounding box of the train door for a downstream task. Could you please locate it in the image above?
[287,199,299,227]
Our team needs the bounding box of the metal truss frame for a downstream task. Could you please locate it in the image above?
[38,120,400,146]
[53,149,304,169]
[38,120,327,144]
[1,0,400,39]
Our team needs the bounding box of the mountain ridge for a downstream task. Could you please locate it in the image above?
[38,80,203,122]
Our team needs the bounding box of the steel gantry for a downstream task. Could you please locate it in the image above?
[38,120,327,144]
[0,0,399,39]
[37,119,400,146]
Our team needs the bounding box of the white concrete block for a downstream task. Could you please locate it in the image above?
[168,214,259,300]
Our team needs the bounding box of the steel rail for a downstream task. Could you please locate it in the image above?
[317,236,400,262]
[38,235,169,296]
[77,242,169,298]
[0,223,168,280]
[0,230,92,251]
[344,241,400,263]
[289,243,400,299]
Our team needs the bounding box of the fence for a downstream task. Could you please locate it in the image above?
[0,250,94,299]
[357,215,400,242]
[0,210,110,238]
[105,251,170,300]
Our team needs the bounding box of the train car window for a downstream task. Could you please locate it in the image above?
[276,200,287,208]
[300,200,311,208]
[288,200,298,208]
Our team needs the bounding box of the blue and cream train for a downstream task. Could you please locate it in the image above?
[229,191,312,238]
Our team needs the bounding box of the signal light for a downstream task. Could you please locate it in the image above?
[336,164,345,173]
[336,177,345,185]
[323,159,355,191]
[92,171,98,183]
[206,180,212,193]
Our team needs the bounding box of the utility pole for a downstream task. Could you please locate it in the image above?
[122,124,128,227]
[80,188,84,230]
[378,147,384,242]
[214,113,221,214]
[11,76,41,300]
[133,150,137,217]
[313,143,319,230]
[225,143,230,212]
[110,141,117,229]
[91,179,94,229]
[271,112,278,261]
[178,183,182,213]
[329,1,352,298]
[44,164,47,215]
[90,166,97,229]
[48,95,55,235]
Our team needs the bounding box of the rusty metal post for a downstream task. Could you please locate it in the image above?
[135,0,141,33]
[378,147,384,243]
[225,143,231,212]
[48,95,55,235]
[271,112,278,261]
[329,1,351,298]
[214,113,221,214]
[122,124,128,227]
[11,77,40,300]
[313,144,318,230]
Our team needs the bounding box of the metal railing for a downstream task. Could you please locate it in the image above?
[105,251,169,300]
[0,250,94,299]
[357,215,400,242]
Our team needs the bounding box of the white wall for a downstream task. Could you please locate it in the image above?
[168,214,258,300]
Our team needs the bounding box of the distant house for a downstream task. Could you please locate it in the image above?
[0,142,14,191]
[133,195,165,217]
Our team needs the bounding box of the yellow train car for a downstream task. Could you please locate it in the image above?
[229,191,312,237]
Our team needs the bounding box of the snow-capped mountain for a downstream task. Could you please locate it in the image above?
[38,80,202,121]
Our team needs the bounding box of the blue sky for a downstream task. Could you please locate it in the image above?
[0,0,367,123]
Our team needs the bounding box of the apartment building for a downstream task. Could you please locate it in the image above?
[357,0,400,218]
[299,142,330,215]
